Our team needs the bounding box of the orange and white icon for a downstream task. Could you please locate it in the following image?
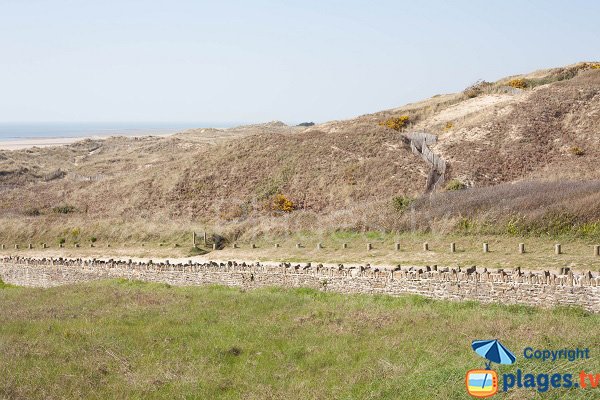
[466,369,498,398]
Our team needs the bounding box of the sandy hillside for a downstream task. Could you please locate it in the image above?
[1,62,600,241]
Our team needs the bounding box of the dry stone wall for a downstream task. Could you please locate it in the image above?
[1,257,599,312]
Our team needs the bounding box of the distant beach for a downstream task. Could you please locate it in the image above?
[0,122,234,150]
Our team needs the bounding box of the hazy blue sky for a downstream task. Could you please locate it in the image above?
[1,0,599,125]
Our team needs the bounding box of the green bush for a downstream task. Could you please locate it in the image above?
[90,236,97,243]
[53,205,77,214]
[392,196,413,212]
[445,179,466,191]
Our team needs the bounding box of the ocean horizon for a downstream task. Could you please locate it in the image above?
[0,122,238,141]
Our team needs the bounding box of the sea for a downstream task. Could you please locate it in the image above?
[0,122,235,141]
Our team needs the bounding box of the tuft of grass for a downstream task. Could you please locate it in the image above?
[0,277,16,289]
[463,80,492,98]
[188,246,209,256]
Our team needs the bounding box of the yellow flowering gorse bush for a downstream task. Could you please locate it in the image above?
[378,116,410,131]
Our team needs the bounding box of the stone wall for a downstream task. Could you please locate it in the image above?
[1,257,599,312]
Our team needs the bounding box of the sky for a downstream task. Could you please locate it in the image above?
[1,0,599,125]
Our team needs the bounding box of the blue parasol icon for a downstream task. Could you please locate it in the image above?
[471,339,516,390]
[472,339,516,369]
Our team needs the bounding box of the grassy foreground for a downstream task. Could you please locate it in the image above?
[1,281,599,399]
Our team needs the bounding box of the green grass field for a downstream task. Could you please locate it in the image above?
[1,280,599,399]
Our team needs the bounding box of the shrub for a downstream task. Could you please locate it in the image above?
[457,217,477,233]
[297,122,315,127]
[445,179,466,191]
[392,196,413,212]
[378,116,410,131]
[52,205,76,214]
[71,228,80,238]
[507,78,527,89]
[570,146,584,156]
[463,80,492,98]
[271,194,295,212]
[24,208,41,216]
[219,204,245,221]
[90,236,97,243]
[443,121,454,131]
[58,238,66,244]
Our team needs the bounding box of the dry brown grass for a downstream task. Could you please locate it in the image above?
[1,64,600,248]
